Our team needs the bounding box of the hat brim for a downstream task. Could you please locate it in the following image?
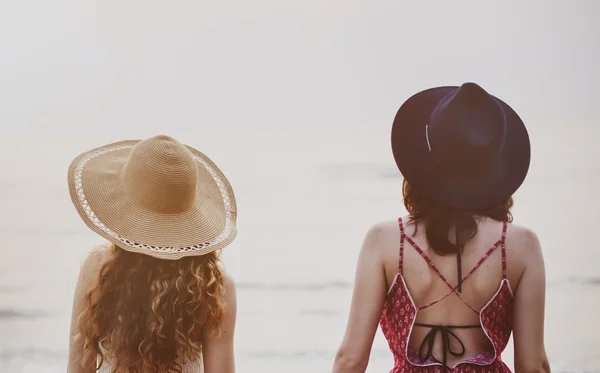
[391,86,531,210]
[68,140,237,260]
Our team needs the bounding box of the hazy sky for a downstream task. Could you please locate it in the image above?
[1,1,598,135]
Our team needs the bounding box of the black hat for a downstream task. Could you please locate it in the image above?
[391,82,530,210]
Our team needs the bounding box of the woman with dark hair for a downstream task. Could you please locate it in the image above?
[67,135,238,373]
[332,83,549,373]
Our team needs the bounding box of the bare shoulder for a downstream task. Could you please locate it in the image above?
[219,268,237,324]
[78,244,111,287]
[222,270,236,295]
[217,266,237,310]
[362,219,401,252]
[83,244,110,269]
[505,223,543,260]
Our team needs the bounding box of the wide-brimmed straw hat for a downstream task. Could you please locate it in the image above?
[68,135,237,260]
[391,82,531,210]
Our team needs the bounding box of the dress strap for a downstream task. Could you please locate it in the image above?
[404,234,454,289]
[398,217,405,274]
[501,221,508,279]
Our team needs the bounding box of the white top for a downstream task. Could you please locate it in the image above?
[97,349,203,373]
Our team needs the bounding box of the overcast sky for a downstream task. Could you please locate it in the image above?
[1,1,598,135]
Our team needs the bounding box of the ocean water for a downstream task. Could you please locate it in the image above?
[0,122,599,373]
[1,1,600,372]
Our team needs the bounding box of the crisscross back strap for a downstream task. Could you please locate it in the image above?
[417,241,503,314]
[501,221,508,279]
[419,290,480,314]
[403,234,454,289]
[398,217,405,274]
[403,220,509,315]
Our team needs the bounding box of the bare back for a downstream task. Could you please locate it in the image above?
[382,218,521,366]
[331,216,548,373]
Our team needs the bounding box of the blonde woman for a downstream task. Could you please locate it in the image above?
[67,135,238,373]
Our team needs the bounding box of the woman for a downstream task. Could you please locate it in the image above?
[332,83,550,373]
[67,135,238,373]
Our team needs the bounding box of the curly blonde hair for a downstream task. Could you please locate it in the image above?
[76,244,227,373]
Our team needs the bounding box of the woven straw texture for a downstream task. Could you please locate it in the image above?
[68,136,237,260]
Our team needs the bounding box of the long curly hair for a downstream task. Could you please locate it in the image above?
[75,244,227,373]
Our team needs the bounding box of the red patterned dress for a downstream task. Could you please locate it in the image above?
[380,218,513,373]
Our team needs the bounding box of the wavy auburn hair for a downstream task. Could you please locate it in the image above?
[76,244,226,373]
[403,179,513,255]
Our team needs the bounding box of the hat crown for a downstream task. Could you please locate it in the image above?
[428,82,507,175]
[122,135,198,213]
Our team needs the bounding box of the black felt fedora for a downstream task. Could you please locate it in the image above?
[391,82,530,210]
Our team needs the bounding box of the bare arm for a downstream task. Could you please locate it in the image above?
[512,230,550,373]
[202,272,237,373]
[332,224,388,373]
[67,249,106,373]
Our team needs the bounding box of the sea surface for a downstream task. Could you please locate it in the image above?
[1,123,599,373]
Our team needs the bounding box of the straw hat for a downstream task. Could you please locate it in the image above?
[68,135,237,260]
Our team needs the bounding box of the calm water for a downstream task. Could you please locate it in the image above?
[1,2,600,371]
[0,123,599,373]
